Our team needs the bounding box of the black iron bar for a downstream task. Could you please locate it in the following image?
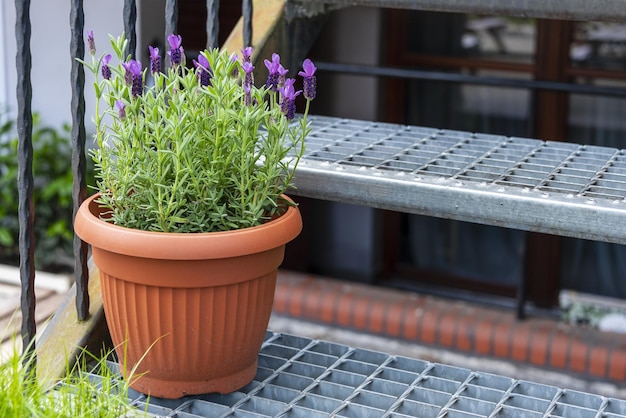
[315,61,626,98]
[70,0,89,321]
[165,0,178,39]
[207,0,219,49]
[15,0,36,362]
[243,0,253,47]
[123,0,137,59]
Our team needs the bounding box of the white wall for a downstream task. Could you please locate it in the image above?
[1,1,127,130]
[312,7,381,120]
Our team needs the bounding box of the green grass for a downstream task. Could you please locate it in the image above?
[0,336,145,417]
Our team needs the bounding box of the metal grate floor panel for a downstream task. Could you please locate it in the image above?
[291,116,626,244]
[88,332,626,417]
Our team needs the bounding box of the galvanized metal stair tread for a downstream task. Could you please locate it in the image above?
[291,115,626,244]
[87,332,626,417]
[286,0,626,22]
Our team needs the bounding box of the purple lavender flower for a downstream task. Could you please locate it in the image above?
[167,34,184,67]
[277,64,289,89]
[115,100,126,120]
[87,30,96,56]
[298,58,317,100]
[193,53,211,87]
[264,53,281,92]
[278,78,301,120]
[122,59,143,97]
[101,54,112,80]
[242,61,254,91]
[149,45,161,74]
[241,46,253,64]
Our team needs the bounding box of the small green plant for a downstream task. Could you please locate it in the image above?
[0,110,94,271]
[0,337,142,417]
[81,33,315,233]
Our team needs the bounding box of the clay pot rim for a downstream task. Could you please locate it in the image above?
[74,192,302,260]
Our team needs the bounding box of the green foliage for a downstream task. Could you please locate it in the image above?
[0,111,94,270]
[0,338,142,417]
[82,34,311,233]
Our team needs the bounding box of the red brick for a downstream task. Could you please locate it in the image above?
[336,291,355,327]
[319,287,339,323]
[511,324,531,362]
[475,317,494,355]
[549,332,570,369]
[368,299,387,334]
[589,347,609,378]
[420,309,439,344]
[455,314,474,352]
[302,284,323,320]
[438,311,457,348]
[352,295,371,330]
[529,326,550,367]
[287,282,306,317]
[492,321,512,358]
[402,305,421,341]
[384,301,406,337]
[608,349,626,381]
[569,339,589,374]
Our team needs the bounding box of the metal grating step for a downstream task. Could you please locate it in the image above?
[85,332,626,417]
[291,116,626,244]
[286,0,626,23]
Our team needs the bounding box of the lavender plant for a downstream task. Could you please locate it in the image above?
[81,33,314,233]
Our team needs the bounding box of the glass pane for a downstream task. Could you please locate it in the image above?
[571,22,626,71]
[403,216,525,287]
[568,82,626,148]
[406,76,531,137]
[463,15,536,63]
[406,12,536,64]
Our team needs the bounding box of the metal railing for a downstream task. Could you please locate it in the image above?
[14,0,253,361]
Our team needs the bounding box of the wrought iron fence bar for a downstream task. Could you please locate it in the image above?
[206,0,219,49]
[165,0,178,40]
[70,0,89,321]
[15,0,36,359]
[315,61,626,98]
[243,0,253,47]
[123,0,137,59]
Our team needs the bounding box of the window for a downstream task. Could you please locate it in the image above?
[381,11,626,307]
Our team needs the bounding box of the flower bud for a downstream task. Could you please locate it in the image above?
[194,53,212,87]
[87,31,96,56]
[167,34,184,67]
[149,46,161,74]
[123,60,143,97]
[101,54,112,80]
[115,100,126,119]
[298,59,317,101]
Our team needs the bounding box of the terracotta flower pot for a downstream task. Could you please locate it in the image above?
[74,193,302,398]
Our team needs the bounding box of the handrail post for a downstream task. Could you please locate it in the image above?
[15,0,36,362]
[165,0,178,40]
[124,0,137,59]
[206,0,219,49]
[70,0,89,321]
[243,0,253,47]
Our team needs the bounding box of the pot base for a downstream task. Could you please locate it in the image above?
[128,358,258,399]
